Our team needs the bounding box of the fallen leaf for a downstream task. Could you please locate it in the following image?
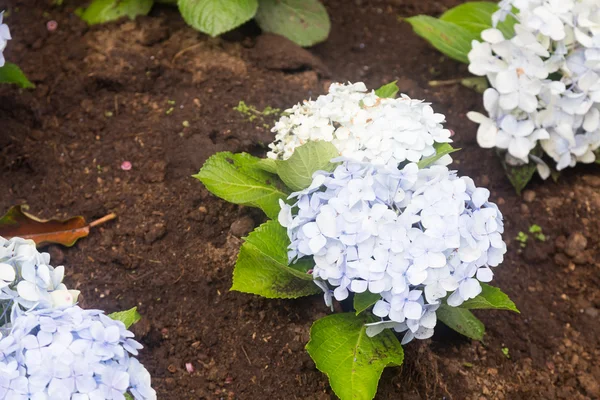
[0,205,116,247]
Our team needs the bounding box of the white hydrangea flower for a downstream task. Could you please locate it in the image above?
[0,11,11,68]
[0,236,79,330]
[279,160,506,342]
[468,0,600,176]
[267,82,453,166]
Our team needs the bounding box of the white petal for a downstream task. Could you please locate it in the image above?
[0,263,16,282]
[17,281,40,301]
[403,301,423,320]
[481,28,505,44]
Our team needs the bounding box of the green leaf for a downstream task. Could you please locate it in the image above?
[108,307,142,328]
[275,141,339,191]
[125,393,134,400]
[405,16,477,64]
[0,63,35,88]
[374,81,399,99]
[417,142,459,169]
[353,292,380,315]
[255,158,278,174]
[255,0,331,47]
[440,1,517,38]
[79,0,153,24]
[194,152,290,220]
[437,304,484,341]
[460,283,519,313]
[178,0,258,37]
[501,158,536,195]
[306,313,404,400]
[231,220,319,298]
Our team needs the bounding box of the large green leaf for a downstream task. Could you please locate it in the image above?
[417,142,459,168]
[275,141,339,191]
[193,152,289,220]
[374,81,399,99]
[79,0,153,24]
[437,304,484,340]
[231,220,319,298]
[460,283,519,312]
[353,292,380,315]
[255,0,330,47]
[306,313,404,400]
[0,63,35,88]
[108,307,142,328]
[405,16,477,64]
[440,1,517,38]
[178,0,258,37]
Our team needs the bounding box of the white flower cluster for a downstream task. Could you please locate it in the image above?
[267,82,453,166]
[0,305,156,400]
[0,237,79,332]
[279,160,506,343]
[0,11,11,68]
[467,0,600,176]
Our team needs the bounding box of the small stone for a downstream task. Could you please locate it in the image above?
[497,197,505,205]
[145,223,167,244]
[520,204,530,214]
[581,175,600,188]
[585,307,599,318]
[554,253,570,267]
[230,216,255,237]
[578,373,600,397]
[480,175,490,186]
[522,190,536,203]
[564,232,588,258]
[554,235,567,250]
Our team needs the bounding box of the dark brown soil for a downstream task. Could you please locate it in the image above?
[1,0,599,399]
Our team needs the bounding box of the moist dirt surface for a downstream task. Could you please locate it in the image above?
[1,0,600,399]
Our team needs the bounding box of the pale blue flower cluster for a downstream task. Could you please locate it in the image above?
[468,0,600,176]
[279,160,506,343]
[0,305,156,400]
[0,237,79,332]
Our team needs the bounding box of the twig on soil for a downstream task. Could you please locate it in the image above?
[241,345,252,366]
[89,213,117,228]
[428,78,463,87]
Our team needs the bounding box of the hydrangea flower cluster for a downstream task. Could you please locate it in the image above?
[267,82,453,166]
[0,305,156,400]
[0,11,11,67]
[279,160,506,343]
[0,236,79,331]
[467,0,600,176]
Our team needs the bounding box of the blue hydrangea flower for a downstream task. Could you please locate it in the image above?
[0,305,156,400]
[279,160,506,343]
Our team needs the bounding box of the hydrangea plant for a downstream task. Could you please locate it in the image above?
[407,0,600,192]
[0,11,34,88]
[195,82,519,400]
[77,0,330,47]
